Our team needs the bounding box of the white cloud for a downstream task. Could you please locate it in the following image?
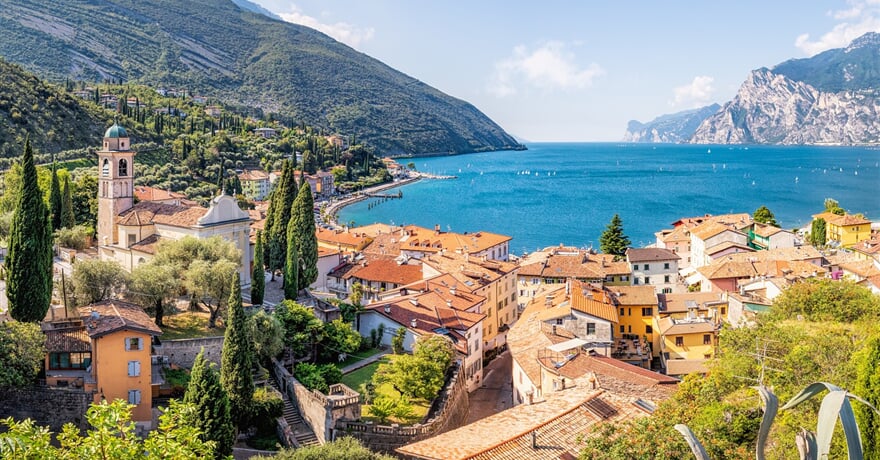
[278,5,374,49]
[796,0,880,55]
[670,76,715,109]
[487,41,604,97]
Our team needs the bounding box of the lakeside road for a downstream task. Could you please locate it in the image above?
[324,175,422,227]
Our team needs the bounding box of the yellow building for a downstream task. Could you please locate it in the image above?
[43,301,161,430]
[812,212,872,248]
[653,292,726,377]
[607,285,657,344]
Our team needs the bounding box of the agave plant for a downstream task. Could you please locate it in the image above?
[675,382,880,460]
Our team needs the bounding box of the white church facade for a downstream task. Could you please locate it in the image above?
[96,124,252,284]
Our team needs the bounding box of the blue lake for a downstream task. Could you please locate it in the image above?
[339,143,879,255]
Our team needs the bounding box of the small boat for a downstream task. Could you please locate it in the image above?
[707,148,711,154]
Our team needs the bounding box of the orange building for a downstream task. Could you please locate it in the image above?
[43,300,161,430]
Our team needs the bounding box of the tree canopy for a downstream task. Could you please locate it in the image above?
[752,205,778,227]
[376,334,453,400]
[770,278,880,323]
[0,321,46,387]
[6,137,53,322]
[70,259,128,306]
[599,214,631,259]
[274,300,324,360]
[257,436,395,460]
[184,350,234,459]
[220,272,254,428]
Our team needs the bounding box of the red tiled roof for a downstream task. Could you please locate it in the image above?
[133,186,186,202]
[130,234,162,255]
[43,327,91,352]
[626,248,679,262]
[78,300,161,338]
[117,201,207,228]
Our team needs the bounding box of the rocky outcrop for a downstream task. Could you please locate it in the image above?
[690,68,880,145]
[623,104,719,143]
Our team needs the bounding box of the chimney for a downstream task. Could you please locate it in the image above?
[435,224,441,233]
[446,300,453,308]
[410,318,417,328]
[450,286,456,296]
[384,305,391,314]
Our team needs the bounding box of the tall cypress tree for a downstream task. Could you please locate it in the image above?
[49,163,62,231]
[251,230,265,305]
[220,272,254,428]
[284,225,299,300]
[271,160,298,280]
[263,186,277,280]
[61,175,76,229]
[184,349,234,459]
[7,138,53,323]
[599,214,631,259]
[291,181,318,291]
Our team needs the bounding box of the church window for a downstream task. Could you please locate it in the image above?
[119,159,128,177]
[102,159,110,177]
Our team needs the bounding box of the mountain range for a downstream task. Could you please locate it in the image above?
[0,0,521,155]
[625,32,880,145]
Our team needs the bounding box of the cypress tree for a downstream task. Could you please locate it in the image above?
[61,175,76,229]
[855,334,880,460]
[220,272,254,428]
[184,349,234,459]
[810,218,827,247]
[271,160,297,285]
[7,138,53,323]
[49,164,62,231]
[291,181,318,291]
[251,230,265,305]
[599,214,631,259]
[284,224,299,300]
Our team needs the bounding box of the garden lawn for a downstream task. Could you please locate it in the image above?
[361,382,430,425]
[333,347,383,370]
[160,311,225,340]
[340,360,383,390]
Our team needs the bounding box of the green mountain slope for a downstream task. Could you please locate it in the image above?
[772,32,880,93]
[0,0,521,155]
[0,58,109,164]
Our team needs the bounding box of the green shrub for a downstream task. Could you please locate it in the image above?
[295,363,328,393]
[250,386,284,432]
[54,224,93,250]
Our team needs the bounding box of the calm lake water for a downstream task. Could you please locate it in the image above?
[339,143,879,255]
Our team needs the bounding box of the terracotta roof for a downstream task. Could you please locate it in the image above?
[316,228,373,250]
[853,234,880,256]
[839,260,880,278]
[626,248,679,262]
[366,295,484,354]
[706,241,754,255]
[657,292,726,314]
[672,213,753,229]
[657,316,716,335]
[133,186,186,202]
[43,326,91,352]
[352,223,399,238]
[691,221,744,240]
[238,169,269,181]
[129,234,162,255]
[656,226,691,243]
[516,250,628,279]
[394,275,488,310]
[752,223,788,238]
[666,359,709,376]
[397,390,647,460]
[334,256,423,286]
[117,201,207,229]
[813,212,872,227]
[568,353,679,386]
[78,300,161,338]
[697,260,759,280]
[606,285,657,306]
[570,283,619,323]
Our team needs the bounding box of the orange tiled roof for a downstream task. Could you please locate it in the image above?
[316,228,373,250]
[117,201,207,228]
[672,213,753,229]
[657,316,716,335]
[343,257,423,285]
[133,186,186,202]
[656,225,691,243]
[691,221,743,240]
[238,169,269,181]
[130,234,162,255]
[853,234,880,255]
[43,326,91,352]
[705,240,754,255]
[752,223,787,238]
[570,282,619,323]
[367,294,484,338]
[813,212,872,227]
[666,359,709,376]
[657,292,726,314]
[78,300,161,338]
[606,285,657,306]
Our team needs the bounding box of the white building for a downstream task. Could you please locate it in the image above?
[96,124,252,284]
[626,248,682,294]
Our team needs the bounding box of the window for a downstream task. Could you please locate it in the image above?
[675,336,684,347]
[587,323,596,335]
[128,360,141,377]
[662,288,672,294]
[642,308,653,316]
[620,325,625,333]
[628,308,632,316]
[664,275,670,283]
[118,158,128,177]
[645,276,651,284]
[721,307,727,315]
[633,278,639,285]
[128,390,142,405]
[628,325,632,333]
[664,262,670,269]
[619,307,625,316]
[703,334,711,345]
[633,264,640,270]
[125,337,142,351]
[102,158,110,177]
[644,264,650,270]
[127,234,136,247]
[645,325,653,334]
[49,352,91,370]
[556,318,563,325]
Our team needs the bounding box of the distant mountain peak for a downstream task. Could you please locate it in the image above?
[622,104,720,143]
[230,0,281,20]
[845,31,880,52]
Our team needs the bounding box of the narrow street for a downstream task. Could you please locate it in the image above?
[466,350,512,424]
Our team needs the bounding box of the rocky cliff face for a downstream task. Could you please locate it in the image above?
[691,68,880,144]
[623,104,720,143]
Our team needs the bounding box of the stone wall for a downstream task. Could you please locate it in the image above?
[273,360,361,444]
[154,336,224,368]
[334,363,469,454]
[0,386,94,433]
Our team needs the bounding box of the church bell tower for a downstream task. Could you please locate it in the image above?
[96,123,135,247]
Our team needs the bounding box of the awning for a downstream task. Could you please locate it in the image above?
[547,338,588,353]
[685,272,703,285]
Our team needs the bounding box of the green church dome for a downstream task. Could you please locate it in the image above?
[104,123,128,138]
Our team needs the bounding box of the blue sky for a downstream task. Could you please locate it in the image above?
[253,0,880,141]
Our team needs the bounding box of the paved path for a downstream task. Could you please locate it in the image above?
[340,350,390,374]
[466,350,513,424]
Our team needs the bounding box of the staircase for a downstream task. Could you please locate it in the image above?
[268,377,320,448]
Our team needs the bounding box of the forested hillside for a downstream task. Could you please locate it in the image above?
[0,0,522,155]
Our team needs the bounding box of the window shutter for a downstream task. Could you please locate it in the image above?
[128,360,140,377]
[125,338,131,351]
